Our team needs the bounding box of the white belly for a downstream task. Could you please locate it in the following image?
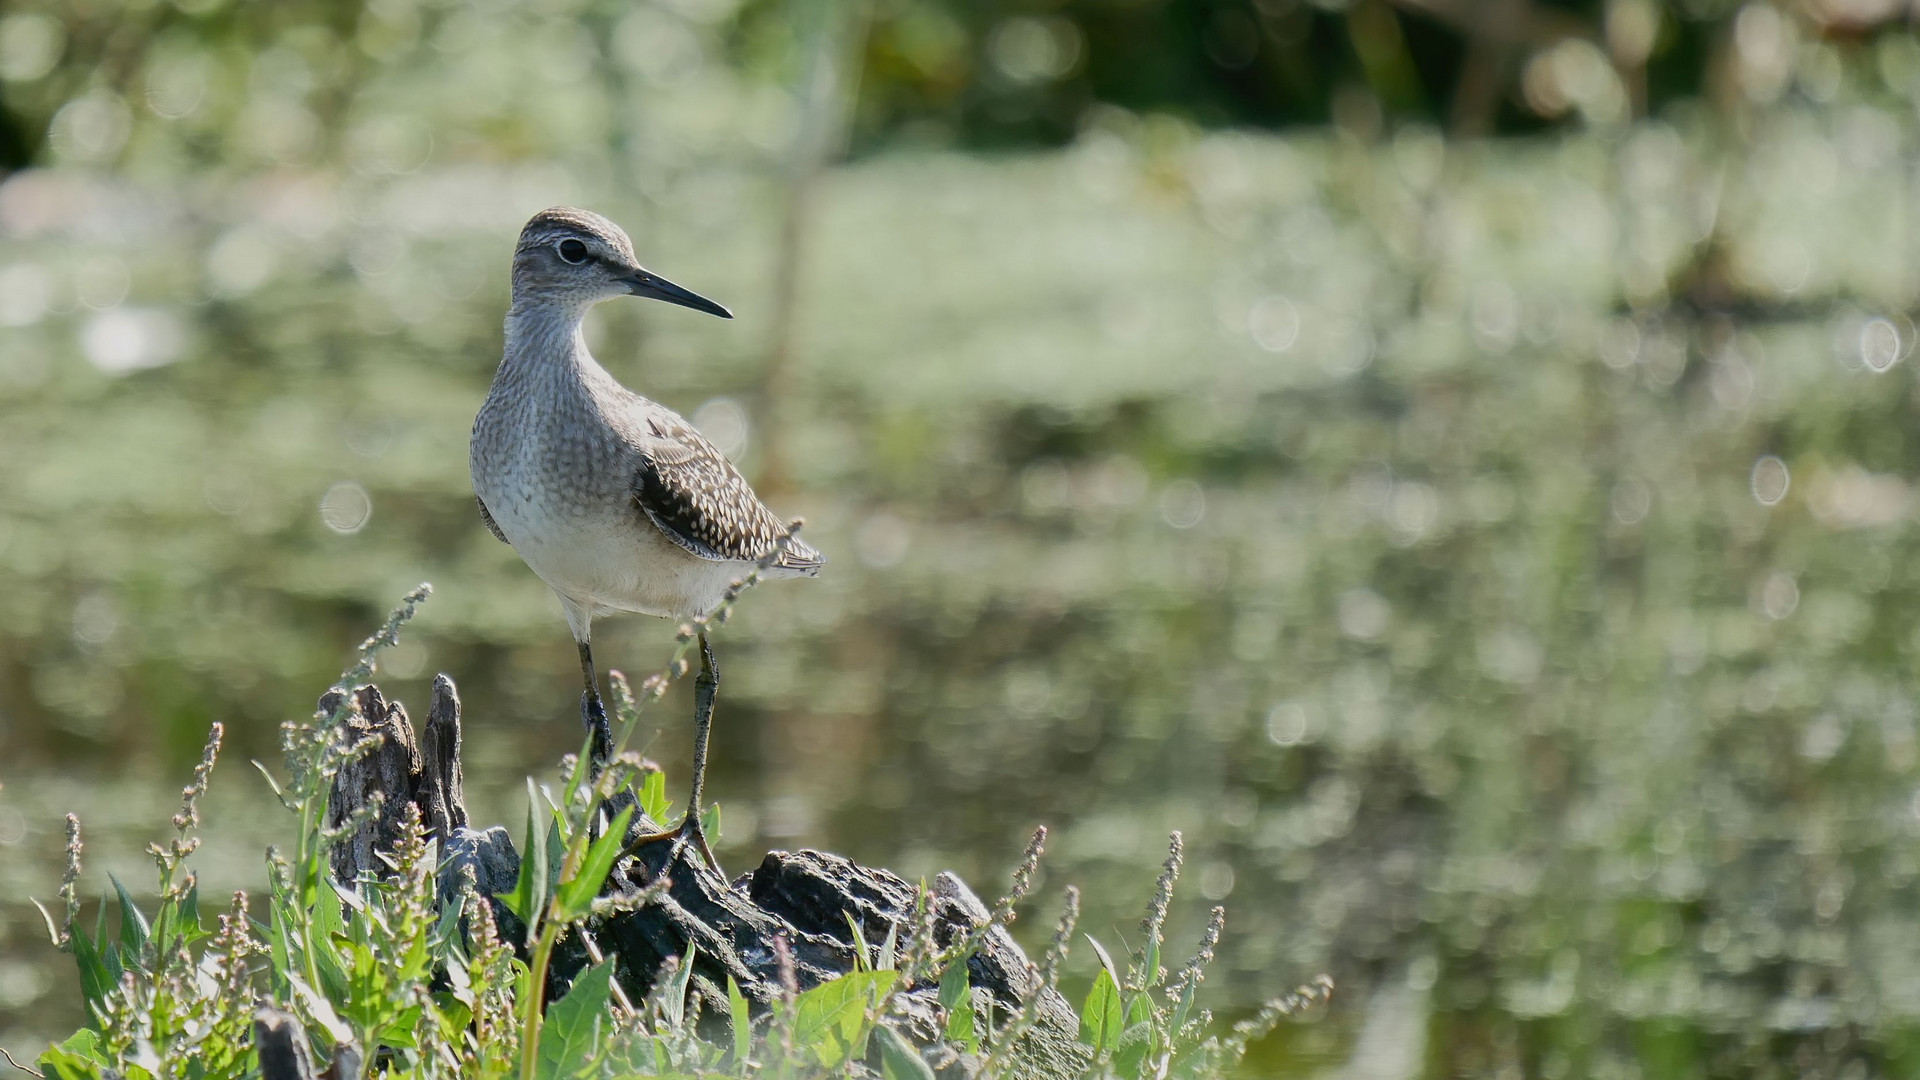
[475,480,745,647]
[498,497,746,622]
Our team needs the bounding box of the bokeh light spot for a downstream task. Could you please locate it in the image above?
[320,482,373,534]
[691,396,751,460]
[1859,317,1902,372]
[1751,455,1790,506]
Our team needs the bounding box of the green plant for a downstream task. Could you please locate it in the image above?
[26,583,1326,1079]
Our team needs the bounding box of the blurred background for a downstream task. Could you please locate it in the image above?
[1,0,1918,1073]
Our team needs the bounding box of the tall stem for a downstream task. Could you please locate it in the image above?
[518,921,563,1078]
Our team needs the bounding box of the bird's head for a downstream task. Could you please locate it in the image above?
[510,207,732,319]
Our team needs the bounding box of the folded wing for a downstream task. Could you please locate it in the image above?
[630,413,823,572]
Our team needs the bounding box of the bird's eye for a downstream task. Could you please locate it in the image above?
[556,238,590,265]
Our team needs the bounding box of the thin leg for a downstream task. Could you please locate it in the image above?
[628,634,722,874]
[678,634,721,871]
[578,640,613,766]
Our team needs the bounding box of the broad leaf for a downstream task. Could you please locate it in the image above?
[793,969,897,1068]
[1112,1020,1155,1077]
[500,779,549,934]
[555,805,634,920]
[38,1030,108,1080]
[376,1003,426,1048]
[308,883,351,1004]
[153,880,207,953]
[538,960,614,1080]
[638,769,670,823]
[288,972,356,1048]
[109,874,150,961]
[68,922,114,1012]
[1079,967,1124,1052]
[939,957,979,1053]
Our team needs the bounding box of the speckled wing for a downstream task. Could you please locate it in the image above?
[631,414,823,571]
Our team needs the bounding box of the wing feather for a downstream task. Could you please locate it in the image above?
[631,414,823,571]
[476,496,509,543]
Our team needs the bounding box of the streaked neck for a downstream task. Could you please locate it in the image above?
[498,302,599,387]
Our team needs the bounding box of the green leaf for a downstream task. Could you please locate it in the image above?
[793,969,897,1068]
[109,873,150,962]
[90,894,107,957]
[545,815,567,892]
[38,1051,103,1080]
[30,897,62,947]
[559,735,594,826]
[308,883,351,1004]
[69,923,114,1011]
[265,905,293,997]
[1112,1021,1154,1077]
[251,759,288,806]
[846,913,873,973]
[638,769,670,823]
[876,1022,936,1080]
[376,1003,426,1048]
[1079,967,1125,1052]
[605,1035,667,1074]
[939,957,979,1053]
[1085,934,1121,991]
[288,972,356,1049]
[434,992,474,1033]
[38,1030,108,1080]
[95,904,124,987]
[729,976,753,1066]
[700,801,722,843]
[155,880,207,951]
[1125,991,1153,1028]
[661,943,696,1031]
[554,805,634,920]
[179,882,204,937]
[500,779,549,935]
[537,959,614,1080]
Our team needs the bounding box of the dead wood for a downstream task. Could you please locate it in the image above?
[323,677,1085,1080]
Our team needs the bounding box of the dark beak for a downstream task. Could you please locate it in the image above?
[625,270,732,319]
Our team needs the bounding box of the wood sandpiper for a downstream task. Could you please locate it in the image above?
[470,206,823,865]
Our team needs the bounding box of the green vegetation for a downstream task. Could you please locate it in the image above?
[3,0,1919,1075]
[31,591,1327,1079]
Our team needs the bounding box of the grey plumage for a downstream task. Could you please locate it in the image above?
[470,206,821,648]
[472,208,810,866]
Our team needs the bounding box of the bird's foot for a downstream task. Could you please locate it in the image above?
[628,811,721,878]
[581,690,614,767]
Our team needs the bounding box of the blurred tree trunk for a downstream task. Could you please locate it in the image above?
[756,0,870,498]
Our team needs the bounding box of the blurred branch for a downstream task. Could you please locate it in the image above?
[757,0,871,497]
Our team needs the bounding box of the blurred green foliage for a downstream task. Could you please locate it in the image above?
[3,0,1920,1076]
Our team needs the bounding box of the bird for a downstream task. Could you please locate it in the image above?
[470,206,823,866]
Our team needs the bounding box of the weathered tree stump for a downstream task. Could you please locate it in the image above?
[324,677,1087,1079]
[320,678,466,884]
